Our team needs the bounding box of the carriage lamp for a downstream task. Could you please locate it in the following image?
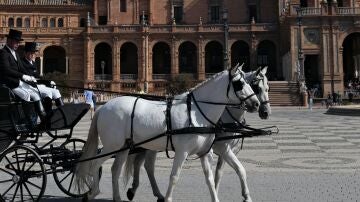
[223,8,229,70]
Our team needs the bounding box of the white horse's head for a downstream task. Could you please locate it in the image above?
[252,66,271,119]
[229,64,260,112]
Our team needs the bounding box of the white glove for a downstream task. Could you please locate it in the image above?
[30,76,37,83]
[22,75,32,82]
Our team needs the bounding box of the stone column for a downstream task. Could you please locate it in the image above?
[171,35,178,77]
[197,35,205,80]
[39,56,43,76]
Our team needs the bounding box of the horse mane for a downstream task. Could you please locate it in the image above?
[189,70,227,92]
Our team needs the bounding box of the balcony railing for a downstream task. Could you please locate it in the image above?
[120,74,138,80]
[336,7,360,15]
[152,74,171,80]
[94,74,113,80]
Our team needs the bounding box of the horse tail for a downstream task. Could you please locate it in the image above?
[75,110,100,192]
[123,153,136,186]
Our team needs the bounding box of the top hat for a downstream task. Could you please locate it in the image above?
[24,42,38,52]
[6,29,23,41]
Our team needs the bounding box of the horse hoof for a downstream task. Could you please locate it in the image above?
[157,198,165,202]
[127,189,135,200]
[82,195,88,202]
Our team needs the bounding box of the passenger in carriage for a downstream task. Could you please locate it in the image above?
[21,41,64,113]
[0,29,48,126]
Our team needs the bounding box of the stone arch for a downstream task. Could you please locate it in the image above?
[205,40,223,73]
[231,40,250,71]
[342,32,360,82]
[178,41,197,73]
[257,40,277,80]
[120,42,138,75]
[43,46,66,74]
[152,42,171,74]
[94,42,112,80]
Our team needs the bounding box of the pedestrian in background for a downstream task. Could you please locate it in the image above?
[308,88,315,111]
[84,84,95,119]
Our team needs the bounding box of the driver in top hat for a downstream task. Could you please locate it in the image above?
[0,29,48,126]
[22,41,64,112]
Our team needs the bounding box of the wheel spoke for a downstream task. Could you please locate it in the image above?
[60,171,72,184]
[0,167,15,177]
[23,182,35,201]
[4,156,17,171]
[67,173,75,192]
[25,181,41,190]
[11,183,20,202]
[25,161,36,173]
[20,184,23,202]
[2,182,16,197]
[21,150,29,172]
[0,179,13,183]
[14,150,20,172]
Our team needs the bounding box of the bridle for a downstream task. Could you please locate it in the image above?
[250,76,270,106]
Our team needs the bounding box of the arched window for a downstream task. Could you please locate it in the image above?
[50,18,56,27]
[16,18,22,27]
[24,18,30,28]
[58,18,64,27]
[42,18,48,27]
[8,18,14,27]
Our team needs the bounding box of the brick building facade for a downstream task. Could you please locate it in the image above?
[0,0,359,102]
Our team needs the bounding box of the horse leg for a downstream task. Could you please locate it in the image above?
[200,153,220,202]
[214,156,225,192]
[165,151,188,202]
[127,152,146,200]
[144,150,164,202]
[222,148,252,202]
[111,150,130,202]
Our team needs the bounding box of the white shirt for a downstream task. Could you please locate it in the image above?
[5,45,17,61]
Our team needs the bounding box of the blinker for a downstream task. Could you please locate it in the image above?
[232,80,243,91]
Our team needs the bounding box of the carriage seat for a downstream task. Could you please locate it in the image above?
[0,84,22,104]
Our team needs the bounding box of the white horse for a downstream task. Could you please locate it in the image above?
[125,66,271,202]
[75,65,260,202]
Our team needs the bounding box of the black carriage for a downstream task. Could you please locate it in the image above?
[0,85,91,201]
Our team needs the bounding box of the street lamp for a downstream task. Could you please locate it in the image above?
[296,7,308,107]
[101,60,105,91]
[223,8,229,69]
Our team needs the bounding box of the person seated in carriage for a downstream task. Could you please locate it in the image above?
[21,41,64,112]
[0,29,63,128]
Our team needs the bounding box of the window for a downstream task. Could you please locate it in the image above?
[174,6,183,23]
[98,16,107,25]
[210,6,220,23]
[8,18,14,27]
[25,18,30,28]
[58,18,64,27]
[120,0,127,12]
[257,55,268,66]
[42,18,48,27]
[50,18,56,27]
[300,0,307,7]
[16,18,22,27]
[80,18,86,27]
[248,5,257,22]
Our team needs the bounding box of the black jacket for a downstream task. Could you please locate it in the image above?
[0,46,27,89]
[21,57,39,78]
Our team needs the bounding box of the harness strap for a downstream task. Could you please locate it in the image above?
[165,97,175,158]
[190,92,220,128]
[129,97,140,150]
[186,93,193,127]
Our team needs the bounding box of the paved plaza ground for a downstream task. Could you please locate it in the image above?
[16,107,360,201]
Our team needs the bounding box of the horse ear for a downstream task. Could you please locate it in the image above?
[255,66,261,75]
[261,66,268,75]
[238,63,244,71]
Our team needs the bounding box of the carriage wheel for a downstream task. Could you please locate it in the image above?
[0,145,46,202]
[53,138,89,198]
